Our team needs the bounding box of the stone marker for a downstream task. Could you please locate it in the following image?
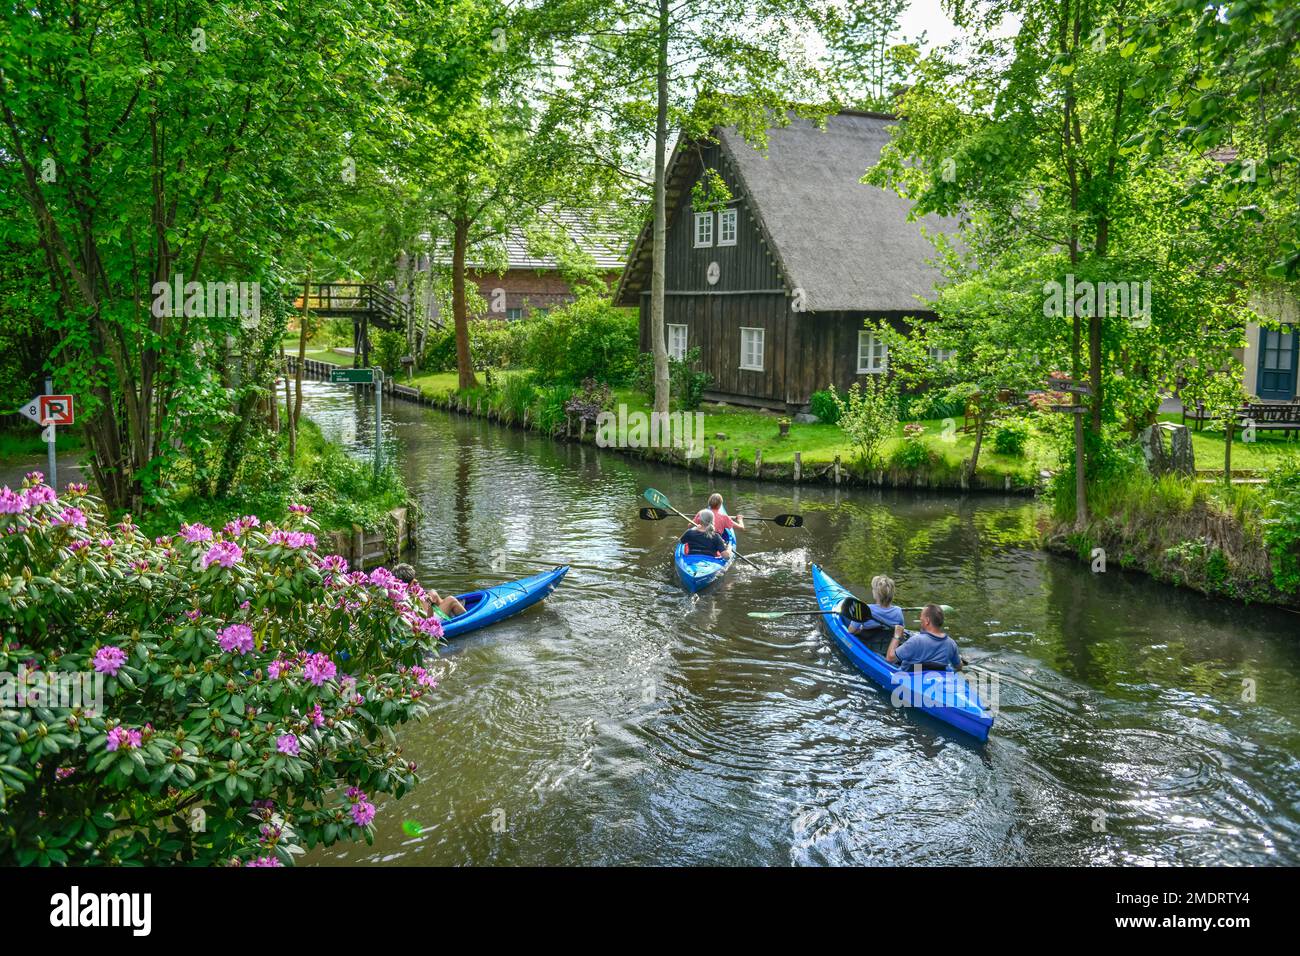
[1140,422,1195,477]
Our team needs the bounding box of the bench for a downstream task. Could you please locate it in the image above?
[1232,402,1300,439]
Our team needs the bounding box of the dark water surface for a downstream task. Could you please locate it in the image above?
[301,381,1300,866]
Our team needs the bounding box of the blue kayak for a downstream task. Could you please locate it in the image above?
[674,527,736,593]
[440,566,568,639]
[810,564,995,742]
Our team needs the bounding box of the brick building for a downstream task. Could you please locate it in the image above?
[422,210,629,322]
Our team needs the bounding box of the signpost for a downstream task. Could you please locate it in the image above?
[18,380,75,488]
[329,366,384,476]
[1046,377,1090,525]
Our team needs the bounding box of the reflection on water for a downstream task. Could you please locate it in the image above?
[300,381,1300,866]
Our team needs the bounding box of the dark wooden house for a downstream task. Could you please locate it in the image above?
[614,109,953,411]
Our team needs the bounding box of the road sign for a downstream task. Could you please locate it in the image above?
[19,394,75,425]
[40,394,74,425]
[330,368,375,384]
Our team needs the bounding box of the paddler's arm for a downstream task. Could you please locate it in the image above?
[885,624,908,664]
[732,514,746,530]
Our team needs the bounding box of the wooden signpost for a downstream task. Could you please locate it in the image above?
[1045,377,1090,524]
[18,379,75,488]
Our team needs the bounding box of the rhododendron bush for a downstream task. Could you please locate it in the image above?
[0,474,442,866]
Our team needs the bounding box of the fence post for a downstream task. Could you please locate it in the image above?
[834,455,841,486]
[793,452,802,484]
[754,449,762,479]
[708,445,716,474]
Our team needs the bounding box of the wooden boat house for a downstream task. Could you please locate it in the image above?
[614,109,952,411]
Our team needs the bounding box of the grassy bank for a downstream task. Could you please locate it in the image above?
[1044,459,1300,608]
[402,366,1047,490]
[138,417,410,541]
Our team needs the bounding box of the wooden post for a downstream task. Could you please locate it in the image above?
[708,445,717,474]
[834,455,841,486]
[523,407,530,431]
[793,451,802,483]
[580,418,587,441]
[754,449,762,479]
[730,454,739,478]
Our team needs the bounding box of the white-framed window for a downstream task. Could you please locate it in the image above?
[740,327,765,371]
[857,330,888,374]
[928,346,956,364]
[667,323,688,361]
[718,208,738,246]
[694,211,714,248]
[505,307,523,321]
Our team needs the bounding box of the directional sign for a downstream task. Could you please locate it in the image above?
[20,394,75,425]
[330,368,375,385]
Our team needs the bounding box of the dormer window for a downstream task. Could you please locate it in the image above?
[694,212,713,248]
[718,208,737,246]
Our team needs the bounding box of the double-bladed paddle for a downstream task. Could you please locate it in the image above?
[747,602,954,621]
[642,488,759,569]
[641,507,803,528]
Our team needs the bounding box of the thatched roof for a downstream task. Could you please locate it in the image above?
[616,110,953,312]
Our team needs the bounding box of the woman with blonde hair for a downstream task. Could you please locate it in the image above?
[845,574,905,648]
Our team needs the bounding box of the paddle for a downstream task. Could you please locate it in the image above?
[743,513,804,527]
[642,488,760,569]
[642,507,802,528]
[748,602,954,620]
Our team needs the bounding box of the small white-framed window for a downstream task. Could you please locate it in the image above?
[928,346,956,364]
[857,330,888,374]
[667,323,688,361]
[740,327,765,371]
[694,211,714,248]
[718,208,738,246]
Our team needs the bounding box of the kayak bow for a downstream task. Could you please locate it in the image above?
[810,564,994,742]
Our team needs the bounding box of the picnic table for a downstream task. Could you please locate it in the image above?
[1184,399,1300,438]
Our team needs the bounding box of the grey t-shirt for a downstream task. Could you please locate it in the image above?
[894,630,961,669]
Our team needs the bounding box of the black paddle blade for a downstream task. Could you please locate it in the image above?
[771,514,803,528]
[837,597,869,623]
[639,507,670,521]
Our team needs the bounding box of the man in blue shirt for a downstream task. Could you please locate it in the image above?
[887,604,962,671]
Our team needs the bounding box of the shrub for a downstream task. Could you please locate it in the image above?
[991,418,1031,457]
[497,372,538,423]
[1263,454,1300,595]
[670,346,713,411]
[564,377,612,424]
[891,422,932,470]
[526,299,637,386]
[374,330,407,376]
[470,319,528,370]
[0,474,441,866]
[533,385,571,435]
[831,377,899,470]
[809,389,840,424]
[421,326,456,371]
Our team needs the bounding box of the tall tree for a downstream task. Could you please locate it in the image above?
[0,1,399,509]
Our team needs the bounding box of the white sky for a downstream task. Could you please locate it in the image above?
[899,0,964,51]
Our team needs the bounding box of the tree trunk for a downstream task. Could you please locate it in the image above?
[283,343,296,462]
[292,267,311,445]
[650,0,671,417]
[452,217,478,391]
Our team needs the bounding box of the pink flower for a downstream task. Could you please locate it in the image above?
[268,529,316,549]
[414,615,444,640]
[202,541,243,569]
[350,800,377,827]
[302,653,336,686]
[105,726,142,752]
[267,658,291,679]
[54,506,87,527]
[185,609,201,622]
[64,482,88,496]
[24,471,44,484]
[311,703,325,727]
[180,522,213,543]
[23,485,56,506]
[318,554,348,574]
[0,488,28,514]
[93,645,127,677]
[55,767,75,781]
[276,733,300,756]
[217,623,254,655]
[288,503,312,515]
[244,856,283,867]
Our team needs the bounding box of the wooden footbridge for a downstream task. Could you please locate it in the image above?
[291,282,418,367]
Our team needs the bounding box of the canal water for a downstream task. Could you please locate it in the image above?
[302,381,1300,866]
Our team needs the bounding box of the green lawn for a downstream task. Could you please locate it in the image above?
[1156,413,1299,472]
[0,429,85,464]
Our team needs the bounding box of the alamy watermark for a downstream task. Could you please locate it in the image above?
[595,404,706,458]
[1043,274,1152,327]
[151,273,261,328]
[1,665,103,712]
[890,664,999,717]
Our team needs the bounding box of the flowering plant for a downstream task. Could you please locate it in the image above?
[0,473,442,865]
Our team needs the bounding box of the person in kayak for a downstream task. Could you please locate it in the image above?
[679,508,732,558]
[694,493,744,533]
[887,604,962,671]
[392,563,467,619]
[842,575,904,649]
